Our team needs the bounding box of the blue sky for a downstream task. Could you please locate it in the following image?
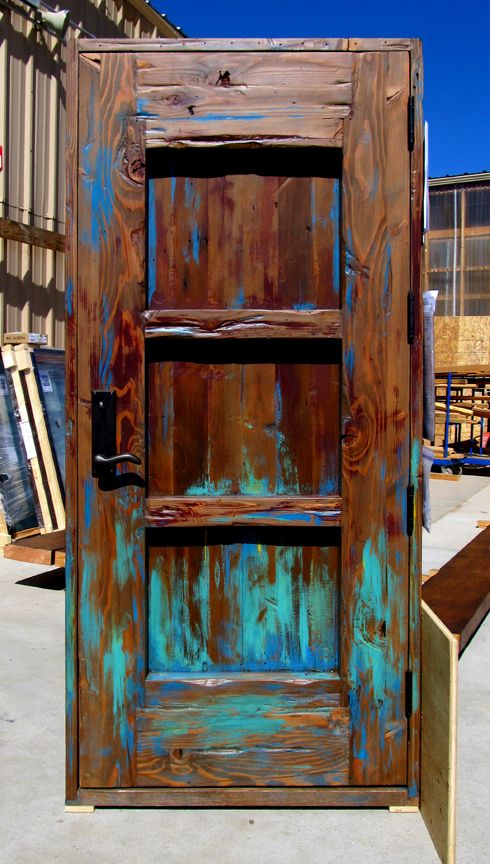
[153,0,489,178]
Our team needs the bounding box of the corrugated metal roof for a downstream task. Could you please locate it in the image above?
[429,172,490,187]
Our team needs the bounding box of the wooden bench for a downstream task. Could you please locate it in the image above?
[421,526,490,864]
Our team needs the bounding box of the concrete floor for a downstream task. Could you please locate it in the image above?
[1,475,489,864]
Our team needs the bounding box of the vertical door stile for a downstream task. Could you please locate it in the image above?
[341,51,411,785]
[76,51,147,788]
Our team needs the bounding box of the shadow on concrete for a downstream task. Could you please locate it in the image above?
[16,567,65,591]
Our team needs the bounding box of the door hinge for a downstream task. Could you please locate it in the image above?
[408,96,415,151]
[407,290,415,344]
[406,484,415,536]
[405,669,413,720]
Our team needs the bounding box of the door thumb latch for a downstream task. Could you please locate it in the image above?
[92,390,142,478]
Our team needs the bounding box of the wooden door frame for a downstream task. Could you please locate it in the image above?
[65,37,423,807]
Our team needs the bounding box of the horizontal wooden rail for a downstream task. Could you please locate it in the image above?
[145,495,342,527]
[0,217,65,253]
[143,309,342,340]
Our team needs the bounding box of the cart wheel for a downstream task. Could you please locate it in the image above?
[440,465,452,475]
[452,464,463,475]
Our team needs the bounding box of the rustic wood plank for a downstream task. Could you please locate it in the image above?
[146,151,341,310]
[420,601,457,864]
[81,38,351,53]
[144,309,342,339]
[145,116,344,145]
[148,532,339,675]
[74,786,412,808]
[348,38,418,52]
[145,496,343,527]
[145,136,344,149]
[422,527,490,655]
[341,50,411,785]
[144,674,342,706]
[0,216,65,252]
[408,38,427,803]
[65,36,80,803]
[76,52,146,789]
[136,705,349,786]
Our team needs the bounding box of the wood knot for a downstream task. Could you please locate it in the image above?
[341,400,376,473]
[216,69,232,86]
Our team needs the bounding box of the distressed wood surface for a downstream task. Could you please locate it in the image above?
[144,674,342,707]
[136,705,349,786]
[74,786,412,808]
[147,149,341,310]
[147,348,340,498]
[70,41,422,805]
[136,52,351,142]
[143,308,342,339]
[76,52,146,789]
[0,216,65,252]
[341,51,411,785]
[407,38,424,804]
[147,533,339,673]
[145,496,342,527]
[65,37,79,802]
[80,38,351,53]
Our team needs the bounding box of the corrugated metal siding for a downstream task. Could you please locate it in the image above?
[0,0,176,348]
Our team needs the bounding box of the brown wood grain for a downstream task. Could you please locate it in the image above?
[422,527,490,655]
[81,38,351,54]
[145,496,343,527]
[76,52,147,789]
[74,786,412,808]
[65,37,80,803]
[341,50,411,785]
[0,217,65,252]
[144,309,342,339]
[136,706,349,787]
[144,674,342,707]
[407,38,424,804]
[147,152,341,311]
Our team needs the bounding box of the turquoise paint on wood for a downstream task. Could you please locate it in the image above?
[148,539,338,674]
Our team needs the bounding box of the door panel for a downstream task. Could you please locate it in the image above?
[147,150,341,310]
[71,45,416,798]
[147,348,340,497]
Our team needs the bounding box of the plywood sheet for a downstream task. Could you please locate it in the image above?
[421,600,458,864]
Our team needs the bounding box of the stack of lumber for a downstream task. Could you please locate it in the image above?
[0,341,65,562]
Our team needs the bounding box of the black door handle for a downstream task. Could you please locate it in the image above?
[94,453,142,470]
[92,390,142,478]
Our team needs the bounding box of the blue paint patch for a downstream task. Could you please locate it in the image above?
[136,97,158,119]
[293,302,316,311]
[170,176,176,204]
[66,278,74,318]
[163,113,267,123]
[344,346,355,377]
[84,478,95,531]
[191,224,200,264]
[330,181,340,297]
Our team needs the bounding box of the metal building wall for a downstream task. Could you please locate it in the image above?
[0,0,179,347]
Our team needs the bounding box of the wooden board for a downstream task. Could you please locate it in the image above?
[422,527,490,655]
[3,528,65,565]
[421,601,458,864]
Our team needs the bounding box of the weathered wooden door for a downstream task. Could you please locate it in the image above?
[66,38,423,807]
